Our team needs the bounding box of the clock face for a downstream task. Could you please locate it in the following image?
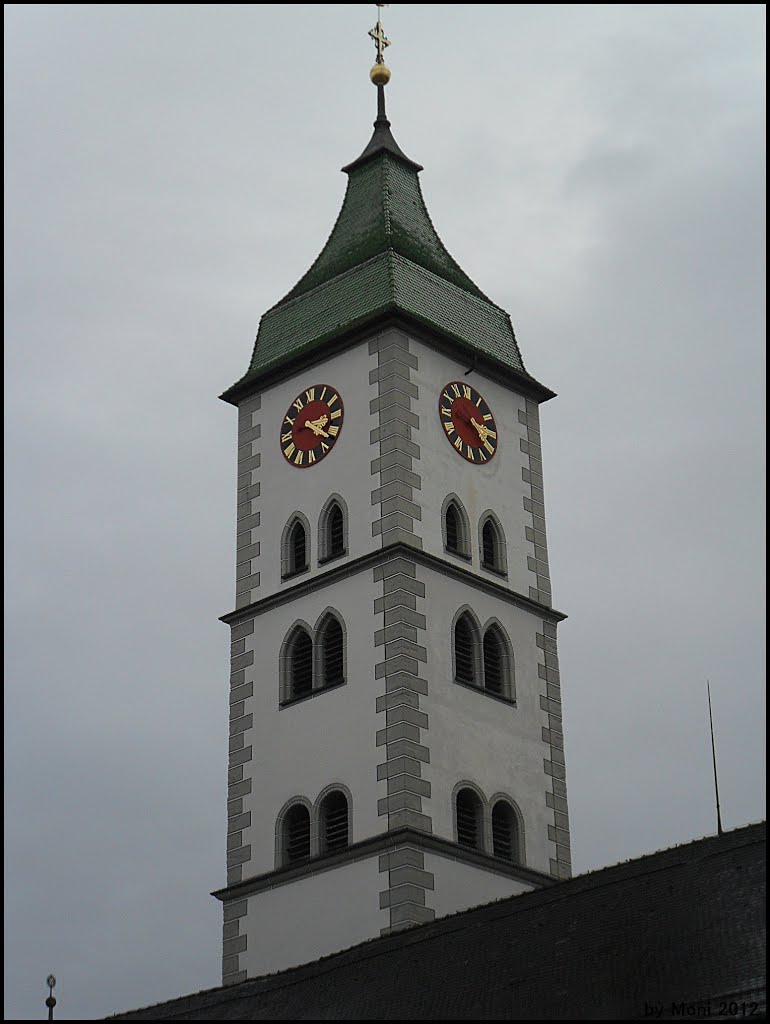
[280,385,344,467]
[439,381,498,463]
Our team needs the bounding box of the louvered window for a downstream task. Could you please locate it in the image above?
[328,504,345,558]
[446,505,460,552]
[454,615,476,685]
[321,791,349,853]
[482,519,498,568]
[289,630,313,698]
[483,629,504,695]
[492,801,517,861]
[284,804,311,864]
[321,618,344,688]
[289,521,307,575]
[456,788,482,850]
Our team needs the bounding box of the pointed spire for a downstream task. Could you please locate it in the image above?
[342,83,422,174]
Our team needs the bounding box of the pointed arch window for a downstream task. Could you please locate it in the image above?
[483,626,506,696]
[287,628,313,699]
[442,496,471,559]
[454,613,478,687]
[456,788,483,850]
[480,514,507,575]
[319,496,348,564]
[446,504,460,552]
[319,791,349,854]
[319,616,345,689]
[491,800,519,862]
[282,514,310,580]
[283,804,311,865]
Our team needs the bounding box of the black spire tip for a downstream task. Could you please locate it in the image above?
[342,84,423,174]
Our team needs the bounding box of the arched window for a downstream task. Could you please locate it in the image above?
[289,520,307,575]
[446,504,460,552]
[483,626,505,696]
[442,496,471,558]
[283,803,311,864]
[456,787,483,850]
[454,613,478,686]
[287,628,313,699]
[319,495,348,563]
[491,800,519,862]
[319,791,349,853]
[282,514,310,579]
[319,616,345,689]
[480,514,507,574]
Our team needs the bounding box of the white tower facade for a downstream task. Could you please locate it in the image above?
[213,80,571,985]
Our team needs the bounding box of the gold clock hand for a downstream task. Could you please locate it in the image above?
[305,416,330,437]
[470,417,489,441]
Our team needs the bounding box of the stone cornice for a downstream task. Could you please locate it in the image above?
[211,826,556,903]
[220,313,556,407]
[220,542,567,626]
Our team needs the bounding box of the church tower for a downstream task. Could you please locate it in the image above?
[213,13,571,985]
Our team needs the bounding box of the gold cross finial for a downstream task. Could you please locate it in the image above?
[369,5,390,65]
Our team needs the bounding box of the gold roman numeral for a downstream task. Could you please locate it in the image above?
[462,384,471,399]
[294,450,304,466]
[321,442,329,453]
[444,422,455,436]
[441,405,452,418]
[467,446,475,460]
[483,413,492,422]
[292,398,304,412]
[327,393,338,407]
[281,431,293,443]
[328,425,339,437]
[319,386,328,401]
[453,436,463,451]
[330,409,342,420]
[484,439,495,454]
[451,383,461,398]
[284,442,296,459]
[305,388,315,403]
[308,450,316,464]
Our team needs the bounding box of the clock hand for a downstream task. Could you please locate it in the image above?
[470,417,490,441]
[304,415,330,437]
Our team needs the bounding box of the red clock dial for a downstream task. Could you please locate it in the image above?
[439,382,498,463]
[280,385,344,467]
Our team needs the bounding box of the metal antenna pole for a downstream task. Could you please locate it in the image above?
[707,682,724,837]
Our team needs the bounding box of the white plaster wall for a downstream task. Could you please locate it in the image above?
[419,565,554,876]
[252,341,381,595]
[426,851,535,918]
[237,571,382,875]
[240,855,388,977]
[409,339,543,599]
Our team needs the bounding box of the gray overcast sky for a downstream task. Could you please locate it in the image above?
[4,4,766,1020]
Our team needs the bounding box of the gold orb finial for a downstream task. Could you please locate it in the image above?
[370,63,391,86]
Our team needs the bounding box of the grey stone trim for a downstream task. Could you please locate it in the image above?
[213,828,554,909]
[519,401,553,607]
[235,396,262,611]
[371,330,422,548]
[373,547,434,929]
[220,892,249,985]
[221,545,565,629]
[536,620,572,879]
[226,622,256,889]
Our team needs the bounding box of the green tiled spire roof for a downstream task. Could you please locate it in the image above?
[226,87,534,395]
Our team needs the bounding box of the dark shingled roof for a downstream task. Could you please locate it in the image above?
[107,822,766,1021]
[225,93,531,396]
